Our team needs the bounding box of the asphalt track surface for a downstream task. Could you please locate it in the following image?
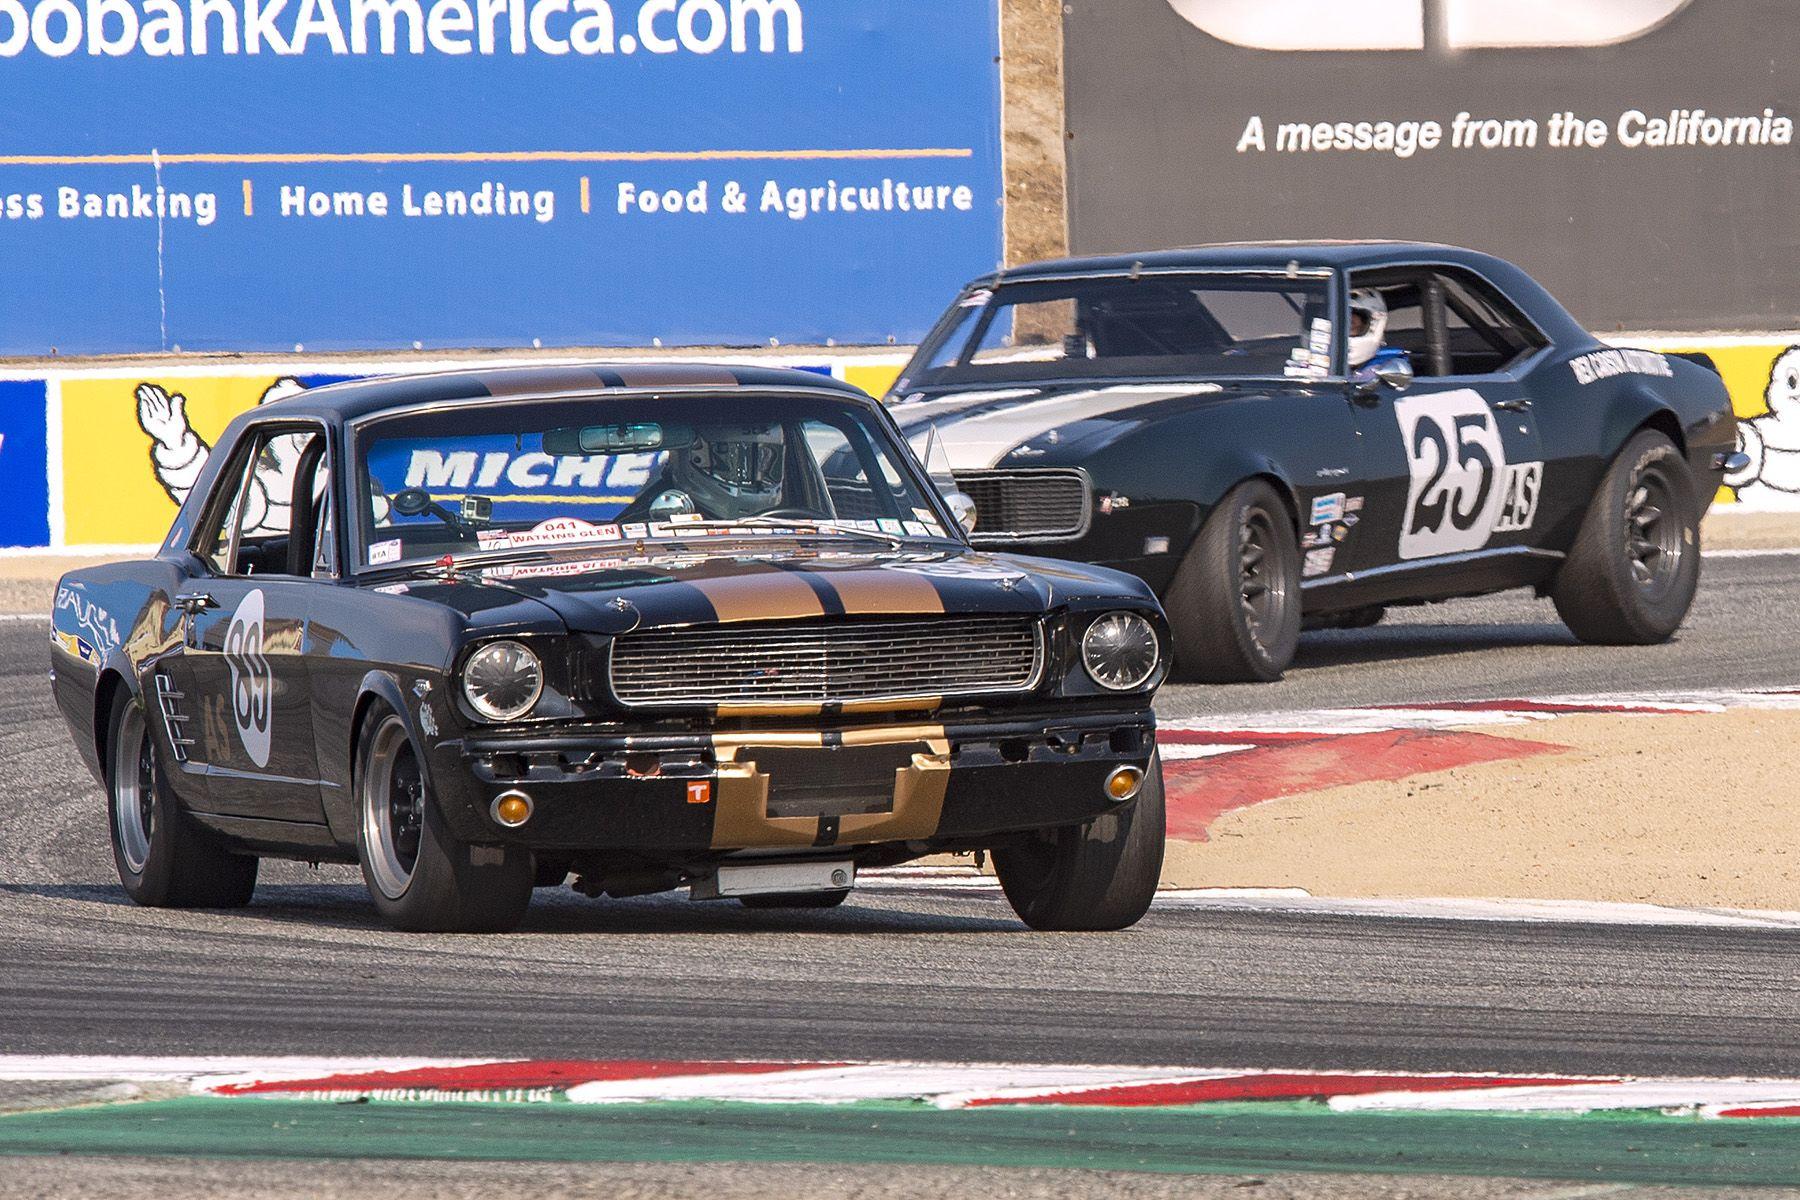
[5,553,1800,1079]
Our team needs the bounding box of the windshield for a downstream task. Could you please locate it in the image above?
[353,393,954,569]
[898,274,1337,388]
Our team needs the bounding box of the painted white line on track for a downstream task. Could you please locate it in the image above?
[0,1056,496,1083]
[1147,893,1800,930]
[1706,547,1800,558]
[860,871,1800,929]
[0,613,47,623]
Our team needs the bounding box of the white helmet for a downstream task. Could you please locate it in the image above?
[1347,289,1388,368]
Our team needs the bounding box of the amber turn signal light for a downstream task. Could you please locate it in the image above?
[491,790,534,828]
[1104,766,1144,803]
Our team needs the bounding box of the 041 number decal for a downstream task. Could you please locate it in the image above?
[1395,390,1542,560]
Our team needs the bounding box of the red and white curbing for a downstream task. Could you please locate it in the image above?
[1156,687,1800,762]
[6,1056,1800,1118]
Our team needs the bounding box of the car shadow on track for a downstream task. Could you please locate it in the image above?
[1292,621,1580,671]
[0,881,1023,936]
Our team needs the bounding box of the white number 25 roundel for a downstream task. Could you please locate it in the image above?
[1395,390,1537,561]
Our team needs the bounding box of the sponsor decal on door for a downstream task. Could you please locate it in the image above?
[1395,389,1543,560]
[225,589,273,769]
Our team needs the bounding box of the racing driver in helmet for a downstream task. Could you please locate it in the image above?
[1347,288,1411,382]
[629,423,791,521]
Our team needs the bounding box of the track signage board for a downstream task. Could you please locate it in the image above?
[0,0,1002,354]
[1063,0,1797,332]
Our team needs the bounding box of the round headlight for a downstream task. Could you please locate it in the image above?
[1081,612,1161,691]
[462,640,543,722]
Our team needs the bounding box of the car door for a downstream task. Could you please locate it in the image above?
[163,422,329,824]
[1346,268,1547,572]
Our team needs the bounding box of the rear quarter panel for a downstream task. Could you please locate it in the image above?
[50,560,187,786]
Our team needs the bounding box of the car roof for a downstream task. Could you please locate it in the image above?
[985,240,1514,282]
[965,240,1589,343]
[248,362,871,424]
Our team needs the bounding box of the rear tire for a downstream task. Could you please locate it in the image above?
[738,890,850,909]
[355,707,533,933]
[992,753,1165,932]
[1552,431,1701,645]
[106,688,258,909]
[1166,481,1302,682]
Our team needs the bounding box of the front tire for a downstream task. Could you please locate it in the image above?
[355,708,533,933]
[1552,430,1701,645]
[992,753,1165,932]
[1166,481,1302,682]
[106,688,257,908]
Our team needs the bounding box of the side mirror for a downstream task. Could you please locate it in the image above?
[1357,356,1414,395]
[946,491,977,534]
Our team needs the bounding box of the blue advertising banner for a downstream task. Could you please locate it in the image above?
[0,0,1001,355]
[0,381,50,547]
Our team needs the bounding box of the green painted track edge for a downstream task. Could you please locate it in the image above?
[2,1097,1799,1185]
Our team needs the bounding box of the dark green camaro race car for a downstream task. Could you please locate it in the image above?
[51,365,1168,933]
[889,242,1743,682]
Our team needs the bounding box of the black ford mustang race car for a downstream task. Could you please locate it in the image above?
[888,242,1741,682]
[51,365,1168,933]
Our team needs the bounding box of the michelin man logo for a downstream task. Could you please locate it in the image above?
[1166,0,1693,51]
[137,377,308,535]
[224,588,273,769]
[1725,347,1800,503]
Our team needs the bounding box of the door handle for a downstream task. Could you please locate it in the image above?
[1494,398,1533,412]
[173,591,218,615]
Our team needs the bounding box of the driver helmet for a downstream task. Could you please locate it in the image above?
[670,424,786,519]
[1347,289,1389,368]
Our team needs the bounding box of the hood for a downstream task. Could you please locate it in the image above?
[378,542,1155,637]
[890,379,1297,471]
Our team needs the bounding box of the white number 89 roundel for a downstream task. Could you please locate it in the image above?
[1395,390,1508,561]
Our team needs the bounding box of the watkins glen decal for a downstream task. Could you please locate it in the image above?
[1394,390,1543,560]
[225,589,273,769]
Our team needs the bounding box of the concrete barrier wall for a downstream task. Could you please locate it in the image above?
[0,353,908,552]
[2,334,1794,552]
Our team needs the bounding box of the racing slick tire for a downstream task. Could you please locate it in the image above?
[992,752,1165,932]
[738,890,851,909]
[106,688,258,909]
[355,706,534,933]
[1166,480,1302,682]
[1552,430,1701,645]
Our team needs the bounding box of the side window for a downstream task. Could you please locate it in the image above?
[1373,281,1429,369]
[1435,270,1548,376]
[195,427,328,577]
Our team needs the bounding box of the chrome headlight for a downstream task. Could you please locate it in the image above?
[1081,612,1161,691]
[461,640,543,722]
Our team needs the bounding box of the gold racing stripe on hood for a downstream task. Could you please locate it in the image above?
[705,726,952,850]
[689,562,828,624]
[820,567,945,616]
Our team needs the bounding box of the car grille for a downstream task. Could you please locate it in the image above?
[953,469,1092,542]
[608,615,1043,707]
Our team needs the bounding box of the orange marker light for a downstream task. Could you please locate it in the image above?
[1105,766,1144,802]
[492,791,533,827]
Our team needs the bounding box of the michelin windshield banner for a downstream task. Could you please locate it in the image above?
[1063,0,1796,332]
[0,0,1001,355]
